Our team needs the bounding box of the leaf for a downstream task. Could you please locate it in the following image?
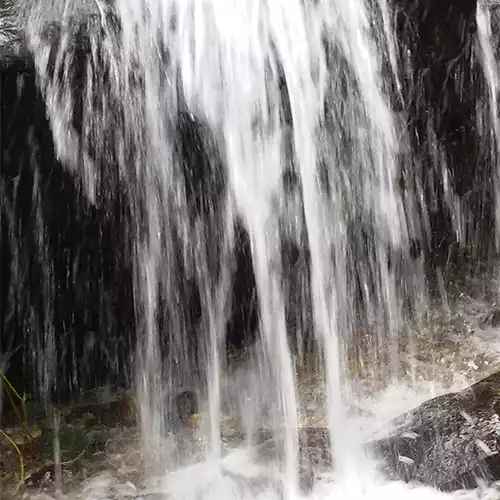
[11,432,26,446]
[187,413,201,428]
[30,427,42,439]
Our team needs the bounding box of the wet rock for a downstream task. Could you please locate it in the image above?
[252,374,500,492]
[1,39,259,403]
[372,371,500,491]
[394,0,477,67]
[252,426,330,494]
[480,309,500,329]
[131,495,168,500]
[254,426,331,467]
[1,0,493,402]
[170,389,198,430]
[58,392,137,427]
[25,464,59,489]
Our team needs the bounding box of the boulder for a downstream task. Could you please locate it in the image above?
[373,371,500,491]
[250,372,500,492]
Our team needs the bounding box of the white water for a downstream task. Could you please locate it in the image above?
[477,1,500,248]
[7,0,500,498]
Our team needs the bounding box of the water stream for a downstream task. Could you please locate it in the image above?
[3,0,500,498]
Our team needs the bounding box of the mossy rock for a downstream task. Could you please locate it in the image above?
[56,391,137,427]
[34,426,88,462]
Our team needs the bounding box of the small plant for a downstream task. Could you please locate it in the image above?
[0,369,32,491]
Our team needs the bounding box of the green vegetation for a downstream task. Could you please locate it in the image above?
[0,0,14,10]
[0,369,31,491]
[0,371,92,494]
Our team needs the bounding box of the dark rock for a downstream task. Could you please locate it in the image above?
[171,389,198,430]
[58,393,137,427]
[1,45,137,400]
[132,495,169,500]
[250,374,500,492]
[394,0,477,67]
[0,41,259,401]
[25,463,59,490]
[480,310,500,329]
[1,0,496,403]
[372,371,500,490]
[253,426,331,467]
[251,426,330,495]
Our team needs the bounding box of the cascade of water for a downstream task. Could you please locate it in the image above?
[477,1,500,249]
[170,2,302,490]
[21,0,429,490]
[0,163,57,401]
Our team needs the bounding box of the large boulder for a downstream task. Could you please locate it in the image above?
[250,372,500,493]
[373,371,500,491]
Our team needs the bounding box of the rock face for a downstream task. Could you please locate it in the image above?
[0,46,259,400]
[394,0,494,266]
[0,0,495,399]
[373,372,500,491]
[1,52,137,399]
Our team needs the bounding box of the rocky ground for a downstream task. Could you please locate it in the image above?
[2,264,500,498]
[0,389,142,499]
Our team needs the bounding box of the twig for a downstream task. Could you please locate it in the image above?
[0,370,36,442]
[61,449,85,466]
[0,370,23,401]
[0,428,25,491]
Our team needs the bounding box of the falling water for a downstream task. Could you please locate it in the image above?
[4,0,500,498]
[24,0,421,478]
[22,0,425,486]
[477,1,500,249]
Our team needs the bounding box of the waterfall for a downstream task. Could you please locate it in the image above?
[20,0,428,484]
[3,0,499,498]
[477,1,500,249]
